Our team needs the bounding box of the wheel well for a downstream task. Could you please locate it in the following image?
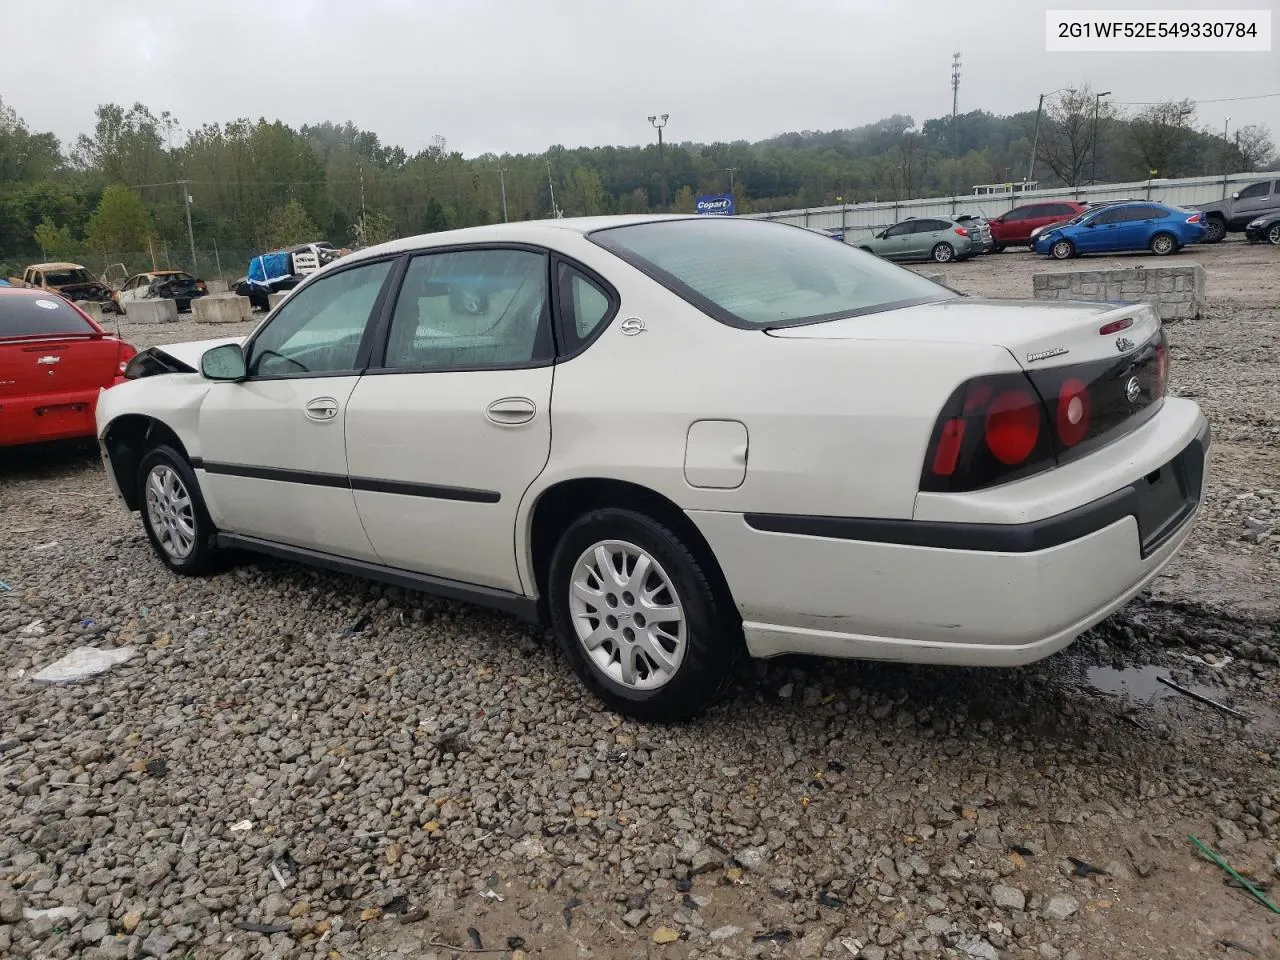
[102,415,191,510]
[528,478,738,625]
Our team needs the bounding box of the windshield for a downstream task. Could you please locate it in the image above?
[44,268,94,286]
[0,294,96,337]
[589,218,955,328]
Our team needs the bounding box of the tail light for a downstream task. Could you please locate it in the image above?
[954,227,968,237]
[922,329,1169,493]
[1098,317,1133,335]
[1185,214,1201,224]
[197,282,207,292]
[116,341,138,375]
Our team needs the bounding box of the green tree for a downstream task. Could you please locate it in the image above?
[421,198,449,232]
[86,184,152,257]
[34,219,78,259]
[672,186,696,214]
[1126,100,1196,178]
[263,198,318,248]
[354,210,396,247]
[565,166,606,216]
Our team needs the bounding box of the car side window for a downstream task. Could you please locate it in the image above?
[1019,206,1044,219]
[1238,181,1269,200]
[883,223,909,238]
[1131,206,1163,220]
[247,259,393,377]
[556,263,616,351]
[1093,208,1123,225]
[382,248,551,371]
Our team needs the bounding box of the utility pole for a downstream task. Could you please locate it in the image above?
[950,53,962,159]
[1222,116,1231,197]
[178,179,197,271]
[648,114,669,210]
[358,165,367,245]
[546,158,559,217]
[1091,90,1111,185]
[499,168,509,222]
[725,167,736,191]
[1028,93,1046,182]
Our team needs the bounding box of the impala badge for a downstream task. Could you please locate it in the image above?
[1125,376,1141,403]
[1026,346,1068,363]
[37,355,60,365]
[619,317,645,336]
[1115,336,1135,353]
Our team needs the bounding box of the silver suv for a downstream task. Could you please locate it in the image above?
[858,217,977,263]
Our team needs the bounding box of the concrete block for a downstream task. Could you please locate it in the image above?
[79,301,105,324]
[123,298,178,325]
[1120,282,1147,296]
[204,279,229,295]
[193,295,250,325]
[922,273,946,284]
[1077,282,1100,296]
[1049,276,1071,289]
[1155,277,1175,293]
[1174,276,1189,291]
[267,292,289,311]
[1105,284,1124,301]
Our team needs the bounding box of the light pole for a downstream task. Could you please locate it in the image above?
[1091,90,1111,185]
[725,167,736,192]
[1222,116,1231,197]
[1027,88,1067,183]
[648,114,669,210]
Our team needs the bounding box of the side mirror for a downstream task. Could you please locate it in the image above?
[1231,192,1239,199]
[201,343,247,381]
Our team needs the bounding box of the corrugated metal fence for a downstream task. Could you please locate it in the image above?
[744,172,1273,240]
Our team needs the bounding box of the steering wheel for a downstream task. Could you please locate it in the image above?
[252,349,308,375]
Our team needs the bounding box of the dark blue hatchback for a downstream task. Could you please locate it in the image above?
[1033,201,1207,260]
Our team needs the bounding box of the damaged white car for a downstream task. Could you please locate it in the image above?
[96,215,1210,719]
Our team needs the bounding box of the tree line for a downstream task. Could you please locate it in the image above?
[0,85,1273,280]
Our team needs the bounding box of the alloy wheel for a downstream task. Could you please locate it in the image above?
[1051,240,1073,260]
[568,540,687,690]
[144,464,197,560]
[1269,224,1280,245]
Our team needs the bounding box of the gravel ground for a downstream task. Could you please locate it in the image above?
[2,240,1278,960]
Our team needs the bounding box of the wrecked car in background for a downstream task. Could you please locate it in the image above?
[118,270,209,313]
[12,262,123,314]
[233,241,349,310]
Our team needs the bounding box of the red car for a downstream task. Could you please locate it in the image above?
[1,287,137,448]
[987,200,1089,250]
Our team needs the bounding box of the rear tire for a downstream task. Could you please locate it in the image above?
[1268,223,1280,246]
[1202,217,1226,244]
[137,445,222,576]
[931,242,955,263]
[1149,232,1177,256]
[1050,239,1075,260]
[993,244,1005,253]
[547,508,737,721]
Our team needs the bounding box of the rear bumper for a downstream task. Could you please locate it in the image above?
[0,387,104,447]
[689,403,1210,667]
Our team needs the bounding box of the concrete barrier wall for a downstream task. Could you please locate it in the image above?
[267,292,289,311]
[123,299,178,325]
[204,280,229,295]
[79,302,105,324]
[193,295,252,325]
[1032,263,1206,321]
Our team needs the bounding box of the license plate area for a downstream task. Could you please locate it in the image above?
[1134,435,1205,557]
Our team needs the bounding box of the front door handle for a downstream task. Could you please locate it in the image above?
[305,397,340,422]
[486,397,536,425]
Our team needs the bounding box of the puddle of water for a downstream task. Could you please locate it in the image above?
[1085,665,1175,704]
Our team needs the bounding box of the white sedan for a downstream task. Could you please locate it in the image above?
[96,215,1210,720]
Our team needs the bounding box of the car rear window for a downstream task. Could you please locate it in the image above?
[0,295,96,337]
[589,217,955,328]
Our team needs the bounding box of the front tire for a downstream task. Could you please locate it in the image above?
[547,508,736,721]
[931,242,955,263]
[1149,232,1177,256]
[137,445,221,575]
[1268,223,1280,246]
[1202,217,1226,244]
[1050,239,1075,260]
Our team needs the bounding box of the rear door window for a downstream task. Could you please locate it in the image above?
[0,295,96,337]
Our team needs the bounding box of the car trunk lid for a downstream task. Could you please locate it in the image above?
[766,297,1162,370]
[0,295,121,398]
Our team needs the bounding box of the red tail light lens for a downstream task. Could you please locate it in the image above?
[1056,377,1091,447]
[954,227,968,236]
[1186,214,1201,224]
[1098,317,1133,335]
[931,419,966,476]
[984,389,1041,465]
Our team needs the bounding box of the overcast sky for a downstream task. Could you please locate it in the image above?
[2,0,1276,157]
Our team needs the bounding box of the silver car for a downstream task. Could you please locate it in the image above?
[858,217,976,263]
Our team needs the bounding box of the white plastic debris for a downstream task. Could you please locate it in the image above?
[24,906,82,922]
[20,619,45,636]
[229,820,254,832]
[31,646,136,683]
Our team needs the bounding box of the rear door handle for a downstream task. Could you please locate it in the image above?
[305,397,340,422]
[486,397,536,425]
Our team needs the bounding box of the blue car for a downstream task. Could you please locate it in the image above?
[1033,201,1207,260]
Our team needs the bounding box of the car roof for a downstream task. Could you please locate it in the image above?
[339,214,700,263]
[27,261,87,271]
[0,285,67,298]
